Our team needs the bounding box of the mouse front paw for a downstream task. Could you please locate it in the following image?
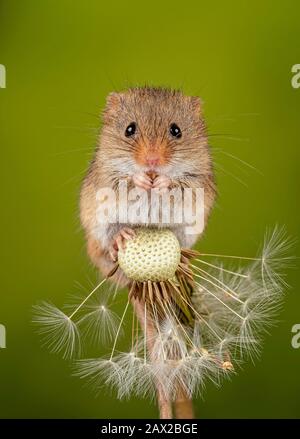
[152,174,172,189]
[109,227,136,261]
[132,173,153,190]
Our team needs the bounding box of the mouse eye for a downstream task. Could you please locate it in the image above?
[170,123,182,138]
[125,122,136,137]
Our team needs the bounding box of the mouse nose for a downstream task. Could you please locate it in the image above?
[147,158,159,167]
[146,154,160,168]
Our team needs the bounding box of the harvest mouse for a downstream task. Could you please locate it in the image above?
[80,87,216,284]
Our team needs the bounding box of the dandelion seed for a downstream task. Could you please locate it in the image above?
[78,297,121,346]
[259,225,295,292]
[113,352,155,399]
[73,358,124,395]
[33,277,114,359]
[152,318,189,363]
[32,301,80,359]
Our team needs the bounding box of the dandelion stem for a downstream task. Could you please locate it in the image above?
[200,253,261,261]
[144,302,147,363]
[195,259,248,278]
[131,297,173,419]
[68,277,107,320]
[110,301,129,360]
[191,264,244,303]
[164,301,199,354]
[194,279,244,321]
[112,276,121,301]
[175,389,195,419]
[131,307,135,352]
[149,296,167,361]
[168,279,223,341]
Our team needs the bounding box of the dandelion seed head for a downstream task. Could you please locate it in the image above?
[35,226,293,403]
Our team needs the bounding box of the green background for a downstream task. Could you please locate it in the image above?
[0,0,299,419]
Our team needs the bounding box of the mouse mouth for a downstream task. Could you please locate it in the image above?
[132,162,171,179]
[146,170,158,180]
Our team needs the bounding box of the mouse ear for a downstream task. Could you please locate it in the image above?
[103,92,122,123]
[189,96,203,116]
[106,92,121,108]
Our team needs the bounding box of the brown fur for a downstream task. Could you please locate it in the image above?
[80,87,216,285]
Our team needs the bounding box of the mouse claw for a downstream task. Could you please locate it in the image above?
[132,173,153,190]
[109,227,136,261]
[152,175,172,189]
[109,248,118,262]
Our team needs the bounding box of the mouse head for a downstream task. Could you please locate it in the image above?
[99,87,213,180]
